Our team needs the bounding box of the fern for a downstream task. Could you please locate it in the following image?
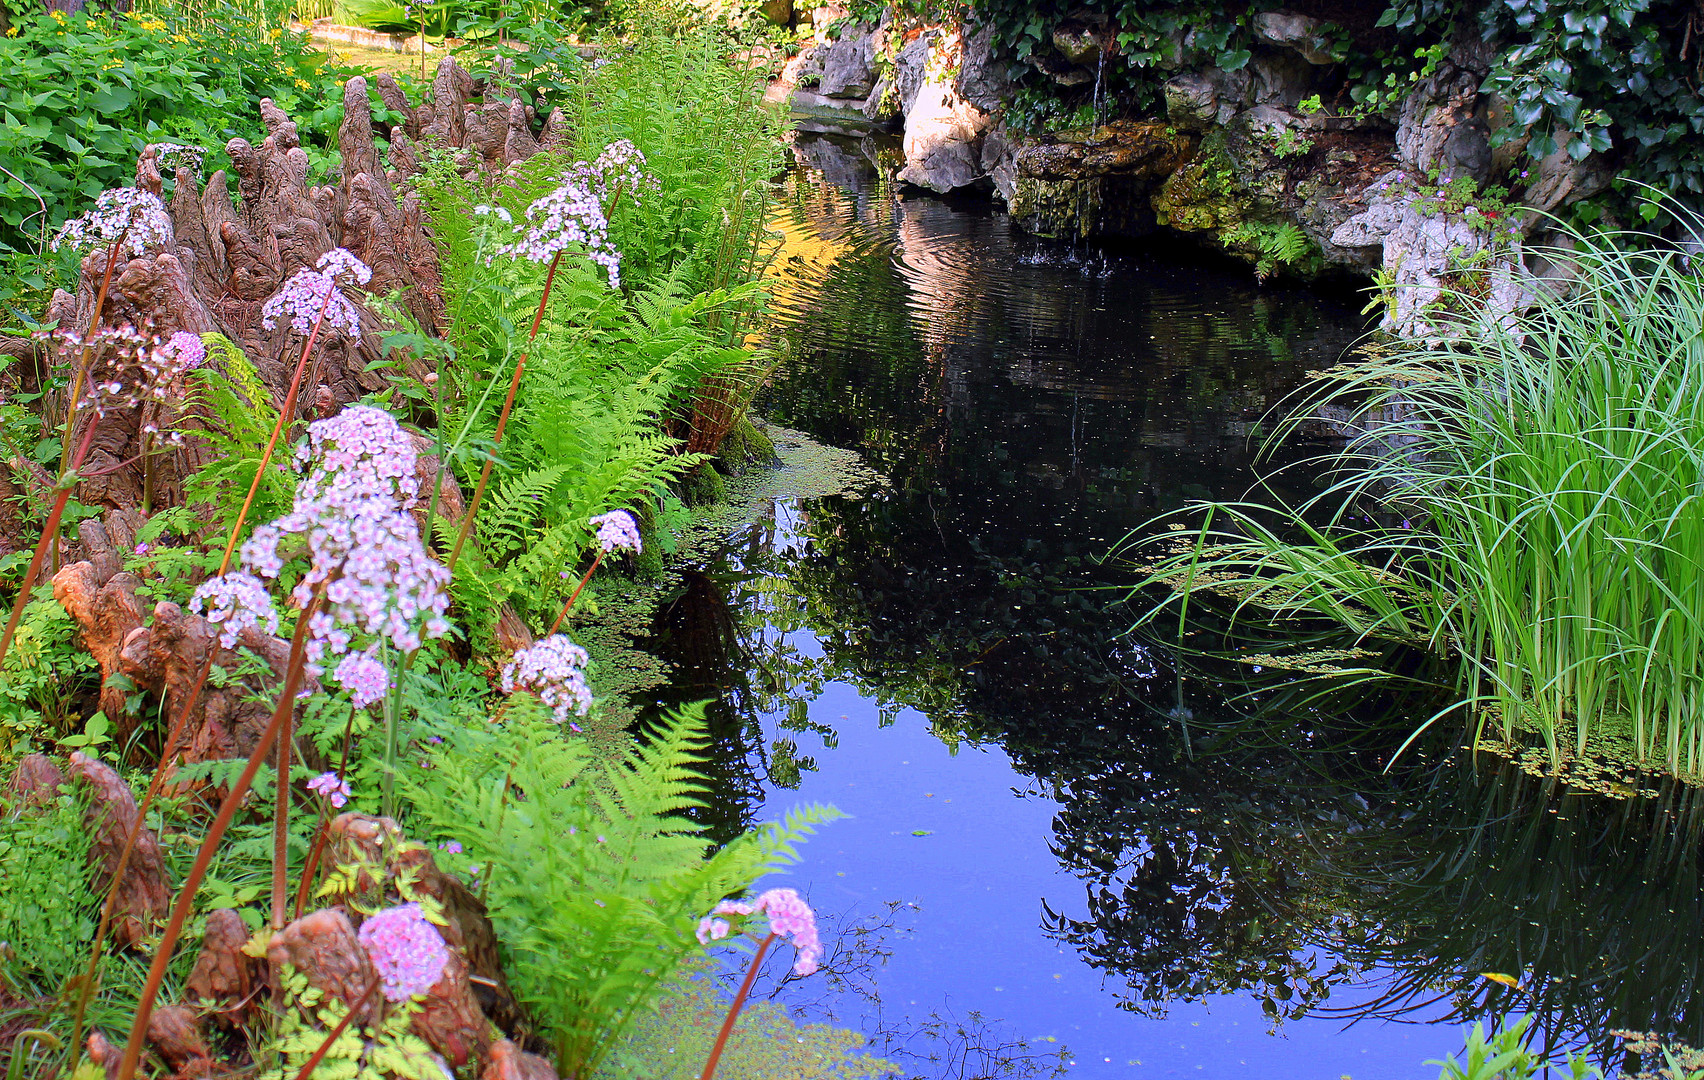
[182,333,291,537]
[401,705,842,1080]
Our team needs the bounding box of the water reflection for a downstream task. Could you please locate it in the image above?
[639,132,1704,1072]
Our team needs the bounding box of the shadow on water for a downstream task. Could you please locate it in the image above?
[637,131,1704,1075]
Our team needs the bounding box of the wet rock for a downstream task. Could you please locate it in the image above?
[1008,121,1195,237]
[1051,25,1102,67]
[186,908,265,1026]
[68,751,171,948]
[1165,72,1221,133]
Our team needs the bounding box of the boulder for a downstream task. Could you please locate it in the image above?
[1331,189,1531,338]
[1521,137,1613,219]
[1395,42,1494,183]
[1165,72,1220,133]
[955,18,1012,114]
[1051,25,1102,67]
[1251,10,1338,64]
[897,69,993,193]
[818,22,876,99]
[895,32,934,116]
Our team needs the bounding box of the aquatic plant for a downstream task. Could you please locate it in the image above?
[1131,216,1704,778]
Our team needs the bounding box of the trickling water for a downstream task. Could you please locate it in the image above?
[642,133,1704,1078]
[1092,43,1106,134]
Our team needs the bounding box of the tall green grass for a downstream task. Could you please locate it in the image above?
[1132,223,1704,777]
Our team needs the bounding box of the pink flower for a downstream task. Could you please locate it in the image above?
[306,771,352,808]
[333,649,390,708]
[52,187,171,257]
[190,572,281,649]
[357,903,450,1001]
[499,635,592,723]
[316,247,373,286]
[590,510,642,555]
[262,267,362,338]
[698,889,822,975]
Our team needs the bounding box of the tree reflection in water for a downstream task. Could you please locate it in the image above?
[637,133,1704,1068]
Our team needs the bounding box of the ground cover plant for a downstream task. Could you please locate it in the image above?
[1130,216,1704,780]
[0,10,876,1080]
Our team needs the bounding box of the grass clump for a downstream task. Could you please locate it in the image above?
[1131,218,1704,779]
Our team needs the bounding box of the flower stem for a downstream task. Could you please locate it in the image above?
[0,405,104,670]
[698,933,775,1080]
[444,249,562,576]
[58,232,127,479]
[218,277,338,575]
[546,550,602,637]
[116,589,325,1080]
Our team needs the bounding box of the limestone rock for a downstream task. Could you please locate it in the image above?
[1396,43,1493,183]
[1251,11,1338,65]
[955,18,1011,114]
[1522,138,1613,219]
[1331,192,1531,337]
[897,71,991,193]
[69,751,171,948]
[818,23,876,99]
[894,32,933,116]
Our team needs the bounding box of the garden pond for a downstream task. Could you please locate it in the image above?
[640,133,1704,1079]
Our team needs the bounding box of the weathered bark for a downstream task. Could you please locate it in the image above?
[483,1040,558,1080]
[68,751,171,948]
[7,753,67,809]
[185,908,265,1027]
[267,908,383,1026]
[52,512,311,774]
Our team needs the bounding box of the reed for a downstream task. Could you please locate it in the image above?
[1132,220,1704,778]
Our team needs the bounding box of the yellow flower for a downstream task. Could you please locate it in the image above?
[295,78,312,89]
[4,24,16,35]
[171,32,188,41]
[49,11,66,23]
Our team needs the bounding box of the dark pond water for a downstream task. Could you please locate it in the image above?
[642,132,1704,1079]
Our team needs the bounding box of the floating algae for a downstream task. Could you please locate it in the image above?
[573,418,887,728]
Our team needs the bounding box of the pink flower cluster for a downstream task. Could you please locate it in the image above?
[38,325,201,425]
[495,177,621,286]
[696,887,822,975]
[568,140,657,205]
[189,571,281,649]
[153,143,207,173]
[357,903,451,1001]
[334,649,391,708]
[51,187,172,257]
[590,510,641,555]
[499,634,592,726]
[292,403,421,511]
[307,771,352,808]
[260,249,370,338]
[239,404,450,690]
[158,331,207,373]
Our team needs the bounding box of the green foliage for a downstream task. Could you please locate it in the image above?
[182,333,293,543]
[1426,1018,1598,1080]
[264,965,445,1080]
[1220,220,1315,280]
[403,704,841,1080]
[1267,126,1314,160]
[0,782,96,994]
[1131,219,1704,778]
[0,587,98,753]
[1374,0,1704,224]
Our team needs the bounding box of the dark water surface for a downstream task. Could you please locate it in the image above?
[642,133,1704,1079]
